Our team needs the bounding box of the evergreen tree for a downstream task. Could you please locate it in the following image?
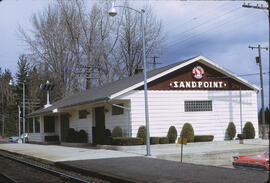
[0,68,16,136]
[15,54,31,101]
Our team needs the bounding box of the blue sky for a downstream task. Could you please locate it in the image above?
[0,0,269,109]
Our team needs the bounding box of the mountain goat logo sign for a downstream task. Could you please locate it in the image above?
[192,66,204,80]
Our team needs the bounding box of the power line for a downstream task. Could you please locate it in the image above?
[239,72,269,77]
[207,72,269,79]
[164,9,258,50]
[164,2,268,50]
[164,6,242,48]
[163,10,260,57]
[164,2,228,33]
[147,56,162,70]
[75,64,101,90]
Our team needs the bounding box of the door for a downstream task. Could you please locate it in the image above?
[93,107,105,144]
[60,114,69,142]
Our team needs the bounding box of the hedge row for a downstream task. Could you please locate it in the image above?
[107,120,256,146]
[109,125,214,145]
[112,137,143,146]
[66,128,88,143]
[111,136,171,146]
[150,137,159,144]
[159,137,169,144]
[150,137,170,144]
[194,135,214,142]
[110,135,215,145]
[45,135,59,142]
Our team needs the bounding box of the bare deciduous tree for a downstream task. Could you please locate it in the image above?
[19,0,165,100]
[115,2,165,77]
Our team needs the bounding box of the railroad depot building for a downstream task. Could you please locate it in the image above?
[28,56,259,143]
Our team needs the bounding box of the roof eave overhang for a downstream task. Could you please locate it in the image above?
[198,56,259,91]
[59,97,110,110]
[27,97,110,117]
[110,56,259,99]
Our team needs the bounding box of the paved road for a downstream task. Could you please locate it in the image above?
[57,156,268,183]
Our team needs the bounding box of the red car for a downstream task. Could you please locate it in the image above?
[233,151,269,171]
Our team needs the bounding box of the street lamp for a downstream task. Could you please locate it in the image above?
[108,2,151,156]
[18,105,21,138]
[9,80,26,143]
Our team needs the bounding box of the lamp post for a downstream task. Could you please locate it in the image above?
[9,80,25,143]
[108,2,151,156]
[18,105,21,138]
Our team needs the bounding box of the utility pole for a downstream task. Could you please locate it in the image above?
[75,64,101,89]
[239,88,243,133]
[22,82,25,143]
[18,105,21,137]
[244,2,269,182]
[242,0,270,130]
[249,45,268,138]
[1,83,4,137]
[148,56,161,70]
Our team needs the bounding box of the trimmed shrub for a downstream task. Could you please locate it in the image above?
[66,128,76,142]
[194,135,214,142]
[137,126,146,144]
[159,137,169,144]
[104,129,112,145]
[180,123,194,142]
[78,130,88,143]
[66,128,88,143]
[112,126,123,137]
[243,122,255,139]
[112,137,143,146]
[226,122,236,140]
[150,137,160,145]
[45,135,59,142]
[167,126,178,143]
[237,133,246,140]
[104,129,112,137]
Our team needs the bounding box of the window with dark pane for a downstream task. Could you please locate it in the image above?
[112,103,124,115]
[44,116,55,133]
[35,117,40,133]
[29,118,33,133]
[79,110,88,119]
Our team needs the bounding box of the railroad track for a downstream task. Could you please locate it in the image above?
[0,171,18,183]
[0,153,91,183]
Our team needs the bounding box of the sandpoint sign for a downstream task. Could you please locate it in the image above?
[169,65,227,89]
[145,63,250,91]
[169,81,226,89]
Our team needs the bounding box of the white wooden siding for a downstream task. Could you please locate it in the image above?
[119,90,258,141]
[28,115,60,142]
[69,108,92,143]
[29,133,43,142]
[105,101,131,136]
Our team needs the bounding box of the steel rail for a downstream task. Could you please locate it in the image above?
[0,153,91,183]
[0,171,18,183]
